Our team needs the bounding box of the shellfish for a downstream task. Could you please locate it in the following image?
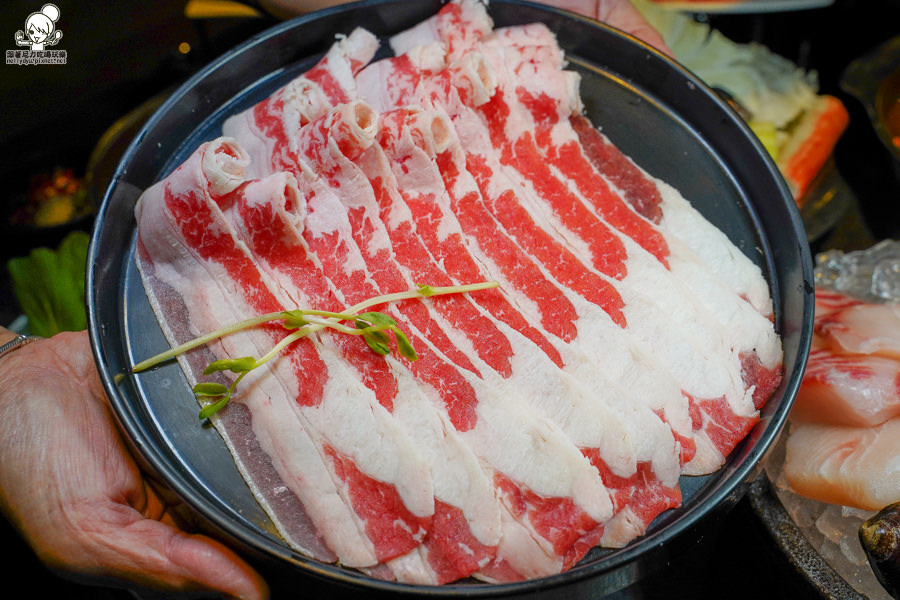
[859,502,900,599]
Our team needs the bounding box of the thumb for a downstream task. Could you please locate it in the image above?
[154,527,270,600]
[73,509,270,600]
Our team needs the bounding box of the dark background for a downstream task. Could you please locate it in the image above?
[1,0,899,598]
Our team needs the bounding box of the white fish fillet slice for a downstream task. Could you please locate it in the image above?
[792,348,900,428]
[817,303,900,359]
[785,417,900,511]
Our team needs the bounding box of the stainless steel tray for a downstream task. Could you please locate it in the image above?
[86,1,814,597]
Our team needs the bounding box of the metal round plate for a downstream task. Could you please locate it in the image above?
[87,1,814,597]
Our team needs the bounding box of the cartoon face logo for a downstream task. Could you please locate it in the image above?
[15,4,63,52]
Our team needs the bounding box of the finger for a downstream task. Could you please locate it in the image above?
[142,476,198,532]
[153,527,270,600]
[545,0,673,57]
[596,0,672,55]
[55,502,268,600]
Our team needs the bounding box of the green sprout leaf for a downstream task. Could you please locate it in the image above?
[203,356,256,375]
[355,312,418,360]
[193,380,236,419]
[355,311,397,329]
[394,329,418,361]
[199,396,232,420]
[355,312,396,355]
[361,330,392,355]
[193,382,230,397]
[416,284,437,297]
[281,310,309,330]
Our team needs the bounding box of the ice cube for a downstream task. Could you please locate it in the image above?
[872,258,900,301]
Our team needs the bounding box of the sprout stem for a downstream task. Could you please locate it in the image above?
[132,281,497,373]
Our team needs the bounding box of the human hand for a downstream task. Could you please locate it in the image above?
[0,329,268,599]
[539,0,672,55]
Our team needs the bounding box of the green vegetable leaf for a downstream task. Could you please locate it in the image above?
[58,229,89,303]
[6,230,89,337]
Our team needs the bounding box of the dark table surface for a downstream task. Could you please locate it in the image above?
[3,0,900,598]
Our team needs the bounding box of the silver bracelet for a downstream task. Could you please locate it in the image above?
[0,334,42,361]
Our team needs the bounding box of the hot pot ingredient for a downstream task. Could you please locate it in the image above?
[132,0,782,585]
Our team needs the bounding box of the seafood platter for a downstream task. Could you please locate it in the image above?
[756,240,900,600]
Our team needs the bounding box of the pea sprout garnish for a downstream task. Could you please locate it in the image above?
[132,281,499,419]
